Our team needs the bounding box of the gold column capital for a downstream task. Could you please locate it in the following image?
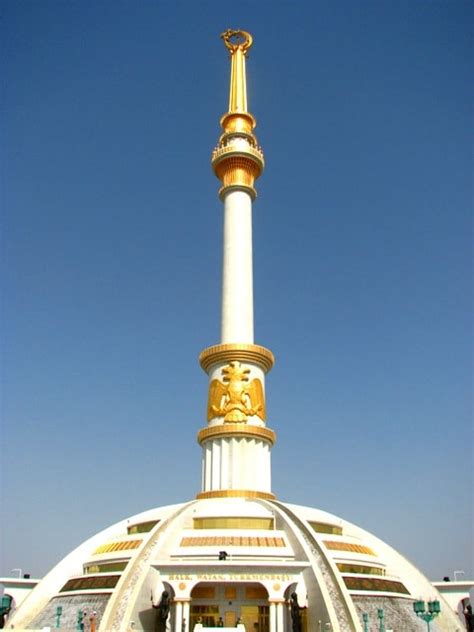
[199,343,275,373]
[197,423,276,446]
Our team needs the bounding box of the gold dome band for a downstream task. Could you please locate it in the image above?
[196,489,276,500]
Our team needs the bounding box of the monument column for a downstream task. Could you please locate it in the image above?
[197,30,276,501]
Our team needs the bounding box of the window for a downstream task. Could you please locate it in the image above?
[337,563,385,576]
[309,521,343,535]
[60,575,120,592]
[193,517,274,530]
[343,577,409,594]
[84,562,128,574]
[190,605,219,628]
[127,520,159,534]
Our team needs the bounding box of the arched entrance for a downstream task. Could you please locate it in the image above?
[190,582,269,631]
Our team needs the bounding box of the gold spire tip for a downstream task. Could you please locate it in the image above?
[212,28,264,200]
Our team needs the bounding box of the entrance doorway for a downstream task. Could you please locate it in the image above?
[240,604,269,631]
[224,610,236,627]
[190,582,269,631]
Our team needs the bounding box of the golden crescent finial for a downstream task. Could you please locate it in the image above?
[221,29,253,55]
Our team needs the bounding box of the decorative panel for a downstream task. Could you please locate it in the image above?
[180,536,285,547]
[92,540,142,555]
[323,541,376,555]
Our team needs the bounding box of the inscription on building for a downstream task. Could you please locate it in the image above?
[167,574,291,581]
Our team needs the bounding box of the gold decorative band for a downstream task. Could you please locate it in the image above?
[212,143,264,169]
[199,343,274,373]
[213,151,264,202]
[218,183,257,201]
[220,112,256,135]
[196,489,276,500]
[197,424,276,446]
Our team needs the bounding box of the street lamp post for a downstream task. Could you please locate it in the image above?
[413,599,441,631]
[76,609,84,631]
[362,613,369,632]
[377,608,385,632]
[55,606,63,628]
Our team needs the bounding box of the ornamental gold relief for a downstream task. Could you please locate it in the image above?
[207,360,265,422]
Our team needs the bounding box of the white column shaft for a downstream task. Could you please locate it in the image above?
[182,602,190,632]
[269,603,277,632]
[276,602,284,632]
[221,190,254,343]
[174,602,183,632]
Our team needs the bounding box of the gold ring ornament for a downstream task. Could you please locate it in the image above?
[221,29,253,55]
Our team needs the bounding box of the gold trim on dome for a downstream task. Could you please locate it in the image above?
[196,489,276,500]
[199,343,274,373]
[197,424,276,446]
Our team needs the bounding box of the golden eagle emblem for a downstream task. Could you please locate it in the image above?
[207,361,265,422]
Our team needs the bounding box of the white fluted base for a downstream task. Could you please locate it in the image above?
[201,436,272,493]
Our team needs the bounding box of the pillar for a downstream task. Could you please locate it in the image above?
[174,601,183,632]
[276,600,285,632]
[182,600,190,632]
[269,601,277,632]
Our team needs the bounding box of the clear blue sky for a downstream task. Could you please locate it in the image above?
[2,1,472,583]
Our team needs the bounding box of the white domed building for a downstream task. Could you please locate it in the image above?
[7,30,464,632]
